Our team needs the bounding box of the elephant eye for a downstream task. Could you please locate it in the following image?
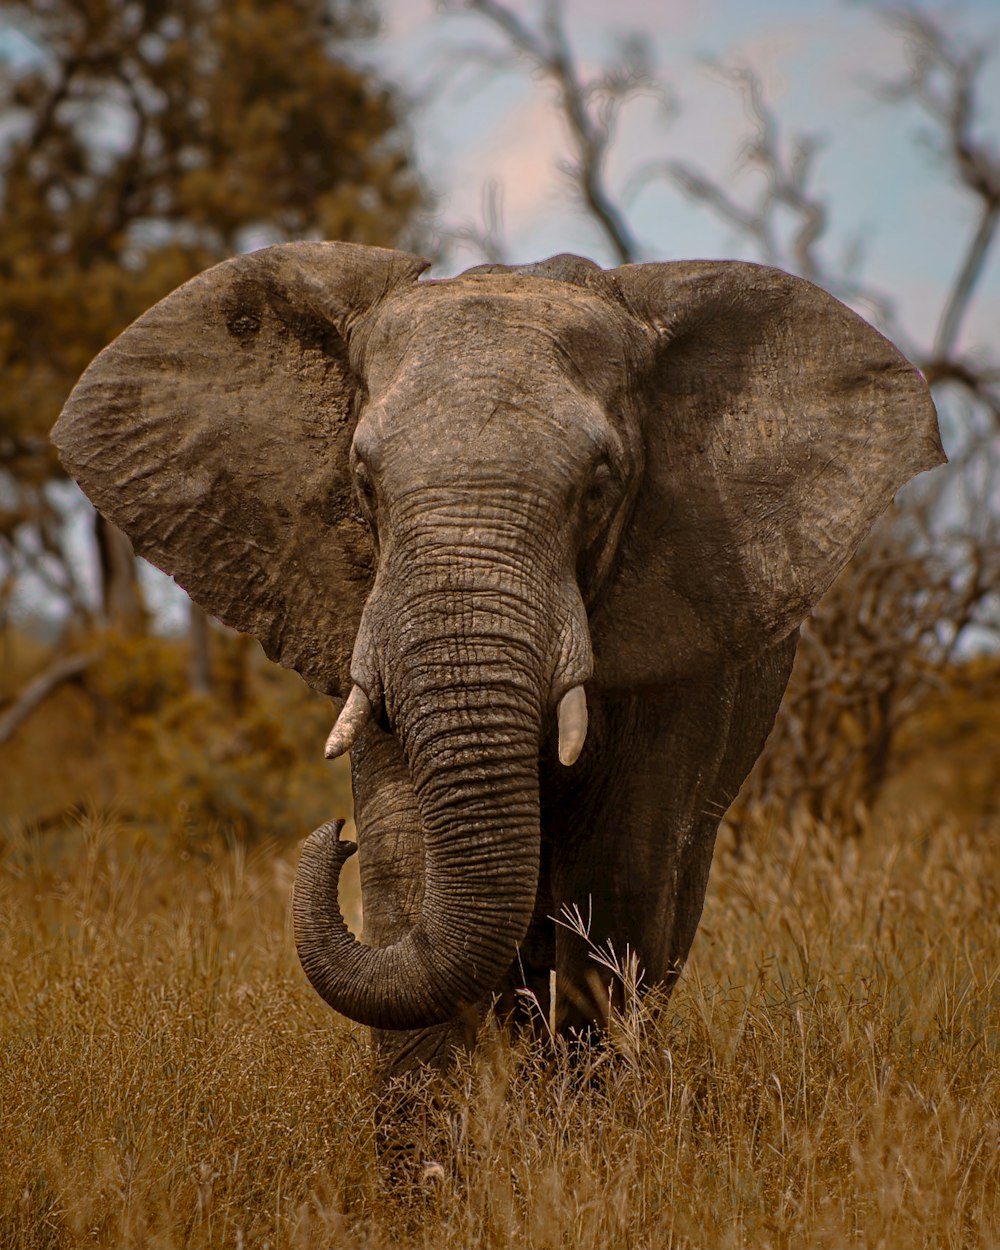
[582,461,613,523]
[354,462,378,527]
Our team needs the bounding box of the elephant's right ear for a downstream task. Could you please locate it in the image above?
[52,242,429,695]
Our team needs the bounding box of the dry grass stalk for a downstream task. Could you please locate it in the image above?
[2,807,997,1248]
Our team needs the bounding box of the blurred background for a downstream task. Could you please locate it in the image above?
[2,7,999,1242]
[1,0,998,843]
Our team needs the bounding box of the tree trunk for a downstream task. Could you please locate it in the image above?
[94,513,146,635]
[188,602,213,694]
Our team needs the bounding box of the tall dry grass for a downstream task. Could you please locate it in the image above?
[2,804,997,1249]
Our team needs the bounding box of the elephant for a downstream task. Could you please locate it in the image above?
[53,242,943,1081]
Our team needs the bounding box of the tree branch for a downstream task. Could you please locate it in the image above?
[0,651,92,745]
[447,0,648,263]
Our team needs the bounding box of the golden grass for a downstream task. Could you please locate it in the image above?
[2,807,997,1249]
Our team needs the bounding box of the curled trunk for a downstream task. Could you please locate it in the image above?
[294,619,543,1032]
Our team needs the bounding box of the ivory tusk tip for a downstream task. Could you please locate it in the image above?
[324,726,347,759]
[323,684,373,760]
[557,685,588,767]
[558,742,582,767]
[324,724,358,759]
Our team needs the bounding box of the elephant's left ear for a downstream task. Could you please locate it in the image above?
[52,242,429,696]
[591,261,945,689]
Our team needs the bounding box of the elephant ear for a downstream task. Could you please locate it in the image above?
[52,241,429,696]
[592,260,945,689]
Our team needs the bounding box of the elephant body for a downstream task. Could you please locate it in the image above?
[359,635,799,1073]
[53,244,943,1081]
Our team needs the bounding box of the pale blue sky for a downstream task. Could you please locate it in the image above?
[3,0,997,355]
[3,0,997,629]
[373,0,1000,358]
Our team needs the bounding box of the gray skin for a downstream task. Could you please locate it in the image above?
[53,243,943,1080]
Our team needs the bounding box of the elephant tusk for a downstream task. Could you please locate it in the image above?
[557,685,588,767]
[324,684,373,759]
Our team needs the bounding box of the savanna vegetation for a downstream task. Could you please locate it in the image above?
[1,668,998,1246]
[2,0,999,1246]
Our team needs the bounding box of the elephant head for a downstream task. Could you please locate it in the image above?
[53,242,943,1032]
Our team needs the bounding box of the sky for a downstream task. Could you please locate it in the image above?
[4,0,999,629]
[368,0,1000,358]
[2,0,996,365]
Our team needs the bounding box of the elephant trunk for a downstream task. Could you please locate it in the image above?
[294,558,552,1032]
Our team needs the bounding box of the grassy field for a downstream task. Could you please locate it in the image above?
[3,801,997,1249]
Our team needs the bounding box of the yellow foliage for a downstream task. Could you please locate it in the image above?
[3,632,999,1243]
[1,630,352,843]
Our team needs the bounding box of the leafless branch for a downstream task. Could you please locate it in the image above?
[0,650,92,745]
[859,10,999,407]
[0,474,96,627]
[443,0,663,263]
[663,62,899,330]
[868,7,1000,382]
[447,177,510,265]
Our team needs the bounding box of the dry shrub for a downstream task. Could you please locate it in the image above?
[0,628,352,842]
[2,807,997,1248]
[738,508,1000,834]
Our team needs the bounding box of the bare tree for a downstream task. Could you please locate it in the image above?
[442,0,671,263]
[444,0,1000,825]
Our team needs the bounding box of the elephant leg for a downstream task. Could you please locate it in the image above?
[544,691,710,1034]
[664,633,799,971]
[348,723,482,1175]
[545,635,797,1035]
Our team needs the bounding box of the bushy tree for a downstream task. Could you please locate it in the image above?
[0,0,423,626]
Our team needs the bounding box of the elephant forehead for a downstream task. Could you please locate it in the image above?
[359,277,643,400]
[358,370,618,482]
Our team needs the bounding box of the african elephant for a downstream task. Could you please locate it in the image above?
[53,242,943,1078]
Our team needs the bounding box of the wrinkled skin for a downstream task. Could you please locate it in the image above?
[53,245,944,1087]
